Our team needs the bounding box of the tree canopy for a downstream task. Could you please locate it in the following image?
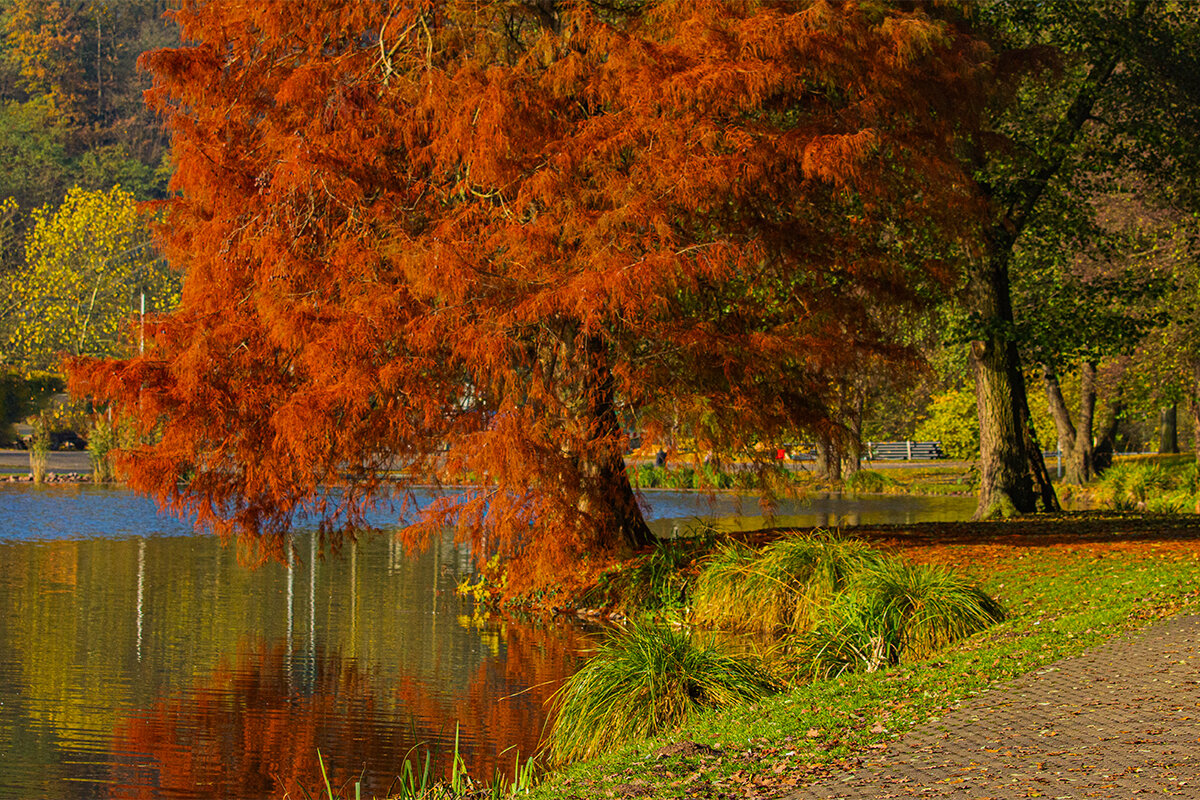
[69,0,994,591]
[2,184,178,370]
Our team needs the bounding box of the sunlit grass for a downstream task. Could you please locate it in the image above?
[792,559,1005,678]
[528,538,1200,800]
[546,622,780,765]
[691,532,878,634]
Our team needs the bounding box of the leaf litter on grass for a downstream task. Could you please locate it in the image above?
[534,513,1200,800]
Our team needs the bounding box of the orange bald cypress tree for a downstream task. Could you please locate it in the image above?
[70,1,988,591]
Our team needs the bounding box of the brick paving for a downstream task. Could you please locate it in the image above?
[789,614,1200,799]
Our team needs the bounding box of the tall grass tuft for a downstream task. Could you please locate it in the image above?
[546,622,779,764]
[691,532,878,634]
[620,539,695,612]
[843,469,897,493]
[1094,461,1172,510]
[794,559,1004,678]
[690,541,762,629]
[28,412,49,484]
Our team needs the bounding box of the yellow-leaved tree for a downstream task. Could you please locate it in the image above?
[2,185,179,370]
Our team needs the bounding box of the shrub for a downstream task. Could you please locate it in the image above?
[692,532,878,634]
[546,623,779,764]
[843,469,897,493]
[794,559,1004,678]
[1094,461,1173,510]
[610,539,695,613]
[913,388,978,460]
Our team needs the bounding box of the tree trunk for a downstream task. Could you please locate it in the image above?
[577,447,653,553]
[843,392,864,477]
[969,245,1059,518]
[815,429,842,481]
[1193,361,1200,513]
[577,334,654,553]
[1043,362,1097,485]
[1093,396,1122,474]
[1158,404,1178,454]
[965,6,1142,518]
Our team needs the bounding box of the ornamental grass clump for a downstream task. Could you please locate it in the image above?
[1094,461,1173,510]
[691,532,878,634]
[546,623,779,764]
[794,559,1005,679]
[613,539,695,613]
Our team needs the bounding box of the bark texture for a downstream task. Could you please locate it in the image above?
[969,244,1059,518]
[1044,362,1097,485]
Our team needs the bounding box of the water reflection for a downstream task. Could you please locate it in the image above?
[643,490,975,537]
[0,503,591,800]
[106,637,573,800]
[0,484,973,800]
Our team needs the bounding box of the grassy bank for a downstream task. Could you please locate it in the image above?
[527,516,1200,799]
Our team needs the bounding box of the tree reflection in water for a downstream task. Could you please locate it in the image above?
[108,626,591,800]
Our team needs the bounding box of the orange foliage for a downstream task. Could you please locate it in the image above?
[68,1,990,592]
[106,637,572,798]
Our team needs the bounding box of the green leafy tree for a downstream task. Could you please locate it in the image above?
[1,184,178,370]
[962,0,1200,515]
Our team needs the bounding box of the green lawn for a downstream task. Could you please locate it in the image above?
[530,522,1200,799]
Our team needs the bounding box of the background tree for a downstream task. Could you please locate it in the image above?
[1009,189,1166,484]
[2,184,178,370]
[0,0,173,258]
[962,0,1200,516]
[70,0,990,592]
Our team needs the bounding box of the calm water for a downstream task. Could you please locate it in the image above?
[0,485,973,800]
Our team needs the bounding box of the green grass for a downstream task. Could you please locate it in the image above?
[792,560,1005,678]
[691,532,878,634]
[546,622,781,765]
[842,469,898,493]
[526,541,1200,799]
[296,733,538,800]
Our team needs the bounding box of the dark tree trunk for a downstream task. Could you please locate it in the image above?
[578,447,653,553]
[578,334,653,554]
[1158,404,1179,454]
[965,7,1141,518]
[843,392,864,477]
[815,429,842,481]
[969,244,1059,518]
[1193,362,1200,513]
[1043,361,1097,485]
[1093,396,1123,474]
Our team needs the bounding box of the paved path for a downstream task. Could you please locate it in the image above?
[790,614,1200,799]
[0,448,91,474]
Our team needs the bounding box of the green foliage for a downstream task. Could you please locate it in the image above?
[303,737,538,800]
[547,623,779,765]
[0,367,60,443]
[793,560,1005,679]
[599,539,697,615]
[842,469,898,493]
[630,463,798,492]
[913,388,979,460]
[87,413,129,483]
[692,533,879,634]
[0,1,172,208]
[2,185,179,369]
[1093,460,1187,511]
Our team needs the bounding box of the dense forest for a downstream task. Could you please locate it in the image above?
[0,0,178,425]
[1,1,1198,588]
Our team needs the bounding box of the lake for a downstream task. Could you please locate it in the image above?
[0,484,973,799]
